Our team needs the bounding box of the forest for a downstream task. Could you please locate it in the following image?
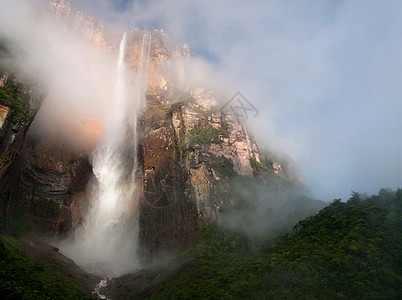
[1,188,400,299]
[149,189,402,299]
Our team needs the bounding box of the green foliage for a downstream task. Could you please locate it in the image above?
[147,103,171,116]
[0,237,93,299]
[149,189,402,299]
[174,96,197,107]
[210,163,237,179]
[4,184,28,237]
[188,125,226,145]
[150,225,256,300]
[0,77,32,123]
[249,157,273,172]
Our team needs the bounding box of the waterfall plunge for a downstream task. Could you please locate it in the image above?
[59,32,151,277]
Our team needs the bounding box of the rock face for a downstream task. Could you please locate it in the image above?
[0,46,89,235]
[137,86,303,258]
[21,141,92,234]
[0,135,92,235]
[0,74,46,230]
[0,0,306,261]
[0,76,43,180]
[48,0,121,51]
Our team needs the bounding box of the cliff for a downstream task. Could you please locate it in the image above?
[138,87,305,257]
[0,67,48,230]
[0,0,307,262]
[0,75,43,179]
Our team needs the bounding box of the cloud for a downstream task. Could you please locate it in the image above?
[71,0,401,201]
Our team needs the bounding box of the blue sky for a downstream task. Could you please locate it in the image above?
[71,0,402,201]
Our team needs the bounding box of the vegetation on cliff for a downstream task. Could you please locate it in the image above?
[0,237,93,299]
[0,77,32,123]
[0,40,32,123]
[249,157,273,173]
[149,188,402,299]
[188,124,226,145]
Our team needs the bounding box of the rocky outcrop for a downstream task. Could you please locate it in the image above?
[0,74,46,231]
[0,73,90,235]
[48,0,121,51]
[21,141,92,234]
[0,76,43,180]
[119,26,306,258]
[137,86,303,258]
[49,0,190,94]
[0,135,92,235]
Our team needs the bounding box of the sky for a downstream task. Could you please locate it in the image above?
[1,0,401,201]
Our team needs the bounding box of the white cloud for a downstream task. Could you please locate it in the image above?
[0,0,117,149]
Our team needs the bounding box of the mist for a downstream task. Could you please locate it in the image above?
[218,177,326,240]
[0,0,117,150]
[69,0,402,201]
[0,0,150,276]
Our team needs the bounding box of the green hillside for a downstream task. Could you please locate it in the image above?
[0,237,93,299]
[149,189,402,299]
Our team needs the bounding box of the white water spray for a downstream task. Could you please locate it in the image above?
[130,30,151,175]
[59,32,151,277]
[138,31,151,105]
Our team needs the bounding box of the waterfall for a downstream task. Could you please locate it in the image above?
[131,30,151,177]
[59,31,151,277]
[138,31,151,106]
